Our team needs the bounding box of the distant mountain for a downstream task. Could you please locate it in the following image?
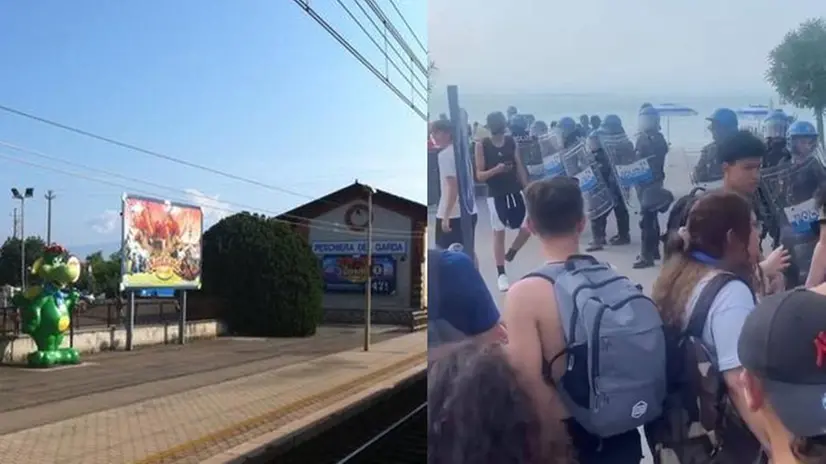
[68,241,121,259]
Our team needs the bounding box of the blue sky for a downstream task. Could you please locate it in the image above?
[0,1,427,252]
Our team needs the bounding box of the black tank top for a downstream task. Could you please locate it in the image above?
[482,136,522,197]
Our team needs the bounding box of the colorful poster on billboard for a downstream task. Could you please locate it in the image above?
[320,255,397,295]
[121,195,203,290]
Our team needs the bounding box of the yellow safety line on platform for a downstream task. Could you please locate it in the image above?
[133,351,427,464]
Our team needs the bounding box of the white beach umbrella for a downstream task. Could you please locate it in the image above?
[651,103,698,141]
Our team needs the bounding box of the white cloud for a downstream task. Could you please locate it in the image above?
[88,210,120,235]
[183,188,231,226]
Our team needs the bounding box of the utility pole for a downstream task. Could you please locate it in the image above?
[11,208,18,239]
[12,187,34,289]
[44,190,56,245]
[363,186,374,352]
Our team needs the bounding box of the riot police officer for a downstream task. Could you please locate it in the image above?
[585,130,630,251]
[788,120,822,162]
[530,120,549,138]
[762,109,791,167]
[759,110,791,248]
[633,107,671,268]
[509,114,530,138]
[693,108,739,185]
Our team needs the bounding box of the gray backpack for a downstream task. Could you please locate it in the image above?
[526,254,667,437]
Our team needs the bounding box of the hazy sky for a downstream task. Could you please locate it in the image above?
[0,1,426,252]
[429,0,825,94]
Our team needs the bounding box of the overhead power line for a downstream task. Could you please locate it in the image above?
[387,0,427,55]
[339,0,427,97]
[0,139,423,238]
[361,0,427,75]
[292,0,426,120]
[0,103,416,214]
[0,150,424,240]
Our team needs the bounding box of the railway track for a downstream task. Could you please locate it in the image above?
[252,371,426,464]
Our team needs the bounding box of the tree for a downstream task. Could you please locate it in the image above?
[427,59,437,96]
[0,236,46,286]
[74,251,122,297]
[202,212,323,337]
[766,18,826,146]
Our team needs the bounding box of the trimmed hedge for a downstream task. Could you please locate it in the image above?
[202,212,323,337]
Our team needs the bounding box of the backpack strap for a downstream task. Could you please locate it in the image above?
[522,254,606,386]
[685,272,750,338]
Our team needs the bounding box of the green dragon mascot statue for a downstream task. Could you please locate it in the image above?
[12,244,84,368]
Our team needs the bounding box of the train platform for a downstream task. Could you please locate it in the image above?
[0,325,426,464]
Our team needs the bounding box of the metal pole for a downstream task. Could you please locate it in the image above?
[45,190,56,245]
[126,291,135,351]
[20,198,26,289]
[446,86,475,258]
[364,189,373,352]
[179,291,187,345]
[11,207,18,239]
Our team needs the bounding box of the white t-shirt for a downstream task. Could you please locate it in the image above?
[437,144,477,219]
[682,271,756,372]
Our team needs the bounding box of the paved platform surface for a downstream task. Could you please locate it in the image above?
[0,325,424,464]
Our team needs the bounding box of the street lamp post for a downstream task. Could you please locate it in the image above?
[11,187,34,289]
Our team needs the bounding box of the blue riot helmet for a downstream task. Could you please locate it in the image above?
[640,102,653,111]
[638,106,661,132]
[557,117,577,137]
[706,108,738,141]
[510,114,528,135]
[762,110,789,140]
[530,120,548,137]
[601,114,624,134]
[788,120,819,157]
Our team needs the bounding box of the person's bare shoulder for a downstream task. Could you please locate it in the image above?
[503,277,554,318]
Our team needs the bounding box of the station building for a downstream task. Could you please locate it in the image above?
[278,182,427,326]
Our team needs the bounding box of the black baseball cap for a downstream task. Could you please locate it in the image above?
[738,289,826,437]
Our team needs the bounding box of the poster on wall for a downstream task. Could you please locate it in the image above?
[320,255,397,295]
[120,194,203,290]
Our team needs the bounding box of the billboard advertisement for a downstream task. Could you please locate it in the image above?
[320,255,397,295]
[121,195,203,290]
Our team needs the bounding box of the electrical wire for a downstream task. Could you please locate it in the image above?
[386,0,427,55]
[336,0,426,103]
[340,0,428,94]
[0,150,424,240]
[292,0,426,120]
[0,104,419,216]
[361,0,427,75]
[0,139,421,237]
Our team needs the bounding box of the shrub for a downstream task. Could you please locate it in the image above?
[202,212,323,336]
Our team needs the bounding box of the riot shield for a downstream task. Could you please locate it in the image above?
[760,156,824,286]
[691,142,724,190]
[516,135,544,182]
[537,130,566,179]
[560,139,615,219]
[597,131,643,212]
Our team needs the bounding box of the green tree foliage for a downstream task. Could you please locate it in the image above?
[202,212,323,337]
[766,18,826,145]
[74,251,122,297]
[0,237,46,286]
